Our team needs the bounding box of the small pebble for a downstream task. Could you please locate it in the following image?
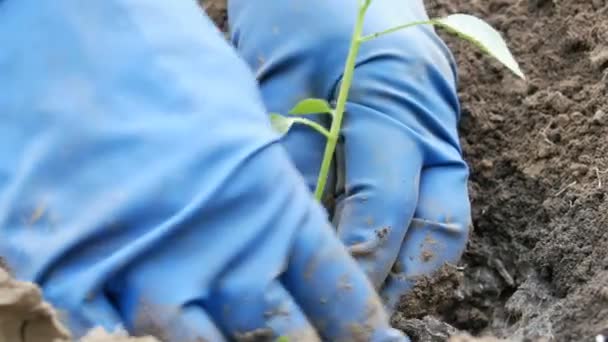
[555,113,570,126]
[480,159,494,169]
[570,111,585,122]
[537,145,554,159]
[592,109,606,124]
[589,47,608,70]
[547,91,574,113]
[570,163,588,177]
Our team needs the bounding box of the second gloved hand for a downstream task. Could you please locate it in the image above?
[229,0,472,311]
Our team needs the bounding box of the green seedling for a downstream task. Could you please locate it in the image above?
[270,0,525,200]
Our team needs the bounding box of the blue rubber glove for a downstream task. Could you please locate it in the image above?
[230,0,471,311]
[0,1,407,341]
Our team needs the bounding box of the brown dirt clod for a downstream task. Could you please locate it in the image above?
[0,268,71,342]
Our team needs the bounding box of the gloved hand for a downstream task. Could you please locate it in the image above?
[0,1,407,341]
[230,0,472,311]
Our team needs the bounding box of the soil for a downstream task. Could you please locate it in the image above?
[198,0,227,31]
[2,0,607,341]
[417,0,608,340]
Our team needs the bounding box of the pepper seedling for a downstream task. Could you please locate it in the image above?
[270,0,525,201]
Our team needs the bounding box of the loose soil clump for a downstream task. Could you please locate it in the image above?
[0,268,159,342]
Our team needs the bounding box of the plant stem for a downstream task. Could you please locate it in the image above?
[291,117,331,138]
[314,1,370,200]
[360,20,433,42]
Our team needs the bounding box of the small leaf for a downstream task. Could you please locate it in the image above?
[289,98,333,115]
[269,113,331,137]
[435,14,525,79]
[269,113,295,134]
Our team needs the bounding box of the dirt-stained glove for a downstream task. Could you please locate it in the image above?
[0,1,408,341]
[229,0,472,311]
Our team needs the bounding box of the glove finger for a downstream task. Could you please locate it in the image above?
[332,103,424,290]
[330,15,462,289]
[282,205,409,341]
[130,304,228,342]
[206,279,320,341]
[108,261,318,341]
[381,162,471,312]
[229,1,336,194]
[104,268,228,342]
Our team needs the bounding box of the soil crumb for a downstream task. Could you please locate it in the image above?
[0,268,159,342]
[198,0,227,31]
[396,264,464,319]
[392,314,459,342]
[448,335,506,342]
[0,268,71,342]
[80,328,159,342]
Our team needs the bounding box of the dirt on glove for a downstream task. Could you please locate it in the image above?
[2,0,607,341]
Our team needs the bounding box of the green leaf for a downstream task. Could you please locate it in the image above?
[270,113,295,134]
[269,113,330,137]
[434,14,525,79]
[289,98,333,115]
